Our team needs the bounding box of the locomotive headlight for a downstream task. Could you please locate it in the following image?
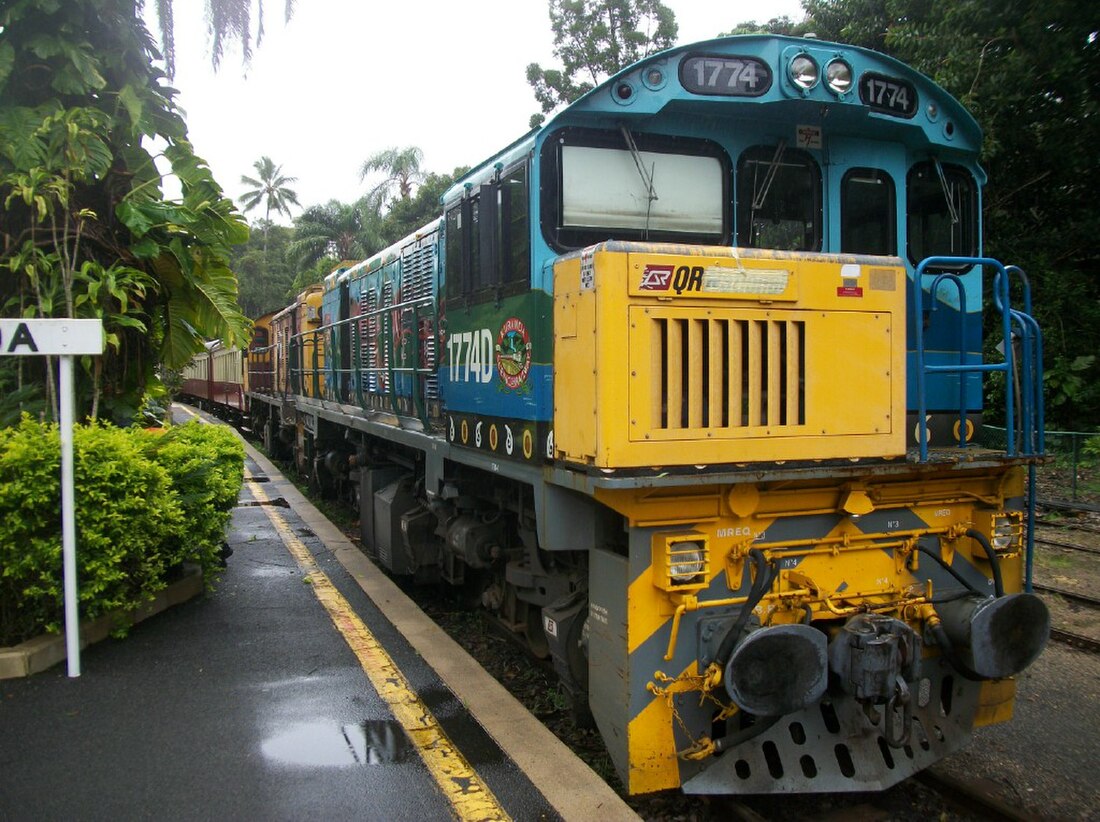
[789,54,819,90]
[974,509,1024,554]
[991,512,1023,552]
[653,535,710,591]
[670,542,706,582]
[825,59,852,94]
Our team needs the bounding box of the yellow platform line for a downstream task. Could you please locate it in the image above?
[249,480,511,821]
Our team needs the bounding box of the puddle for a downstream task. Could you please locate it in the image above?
[262,720,411,766]
[237,498,290,508]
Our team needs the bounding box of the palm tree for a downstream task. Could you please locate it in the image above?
[238,156,300,253]
[151,1,297,78]
[287,197,385,271]
[360,146,426,207]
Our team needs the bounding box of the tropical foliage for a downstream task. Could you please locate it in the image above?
[286,197,385,271]
[0,0,250,423]
[151,0,297,78]
[526,0,678,127]
[231,160,468,305]
[360,146,426,208]
[230,220,296,317]
[0,417,244,646]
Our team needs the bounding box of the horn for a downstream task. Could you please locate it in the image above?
[937,593,1050,679]
[724,624,828,716]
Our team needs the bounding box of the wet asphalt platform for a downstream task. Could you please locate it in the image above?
[0,407,636,821]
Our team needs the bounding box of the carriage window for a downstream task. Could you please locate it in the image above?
[736,145,821,251]
[907,161,977,263]
[540,127,728,250]
[842,168,896,255]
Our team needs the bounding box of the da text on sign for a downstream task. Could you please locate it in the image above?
[0,319,104,356]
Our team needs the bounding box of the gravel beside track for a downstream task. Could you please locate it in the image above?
[936,643,1100,821]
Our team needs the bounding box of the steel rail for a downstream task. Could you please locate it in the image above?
[1032,582,1100,610]
[1048,627,1100,654]
[1034,536,1100,556]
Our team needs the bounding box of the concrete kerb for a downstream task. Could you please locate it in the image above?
[238,435,640,821]
[0,563,204,680]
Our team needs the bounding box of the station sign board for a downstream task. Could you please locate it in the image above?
[2,317,103,678]
[0,319,104,356]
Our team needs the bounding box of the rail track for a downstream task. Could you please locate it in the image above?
[1036,518,1100,537]
[1036,497,1100,515]
[1048,627,1100,654]
[1034,535,1100,556]
[917,769,1036,821]
[1030,579,1100,654]
[1032,581,1100,609]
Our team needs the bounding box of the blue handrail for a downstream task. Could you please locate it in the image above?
[912,256,1043,462]
[912,257,1045,592]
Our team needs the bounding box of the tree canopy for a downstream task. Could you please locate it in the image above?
[239,156,300,224]
[0,0,250,422]
[238,154,299,258]
[527,0,678,127]
[151,0,297,78]
[360,146,426,209]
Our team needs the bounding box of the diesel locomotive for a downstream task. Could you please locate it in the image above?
[190,34,1051,795]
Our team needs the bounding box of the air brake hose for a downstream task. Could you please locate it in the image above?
[965,528,1004,598]
[928,619,985,682]
[714,548,776,671]
[915,542,986,597]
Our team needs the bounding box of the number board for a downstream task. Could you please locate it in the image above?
[858,72,918,118]
[680,55,772,97]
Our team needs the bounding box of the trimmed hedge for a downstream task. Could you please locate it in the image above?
[0,418,244,646]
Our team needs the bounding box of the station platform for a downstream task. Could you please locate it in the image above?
[0,407,638,821]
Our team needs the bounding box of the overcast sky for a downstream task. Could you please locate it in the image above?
[158,0,805,221]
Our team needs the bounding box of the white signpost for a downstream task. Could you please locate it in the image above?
[0,319,104,677]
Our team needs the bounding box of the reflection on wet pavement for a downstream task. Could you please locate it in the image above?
[262,720,411,767]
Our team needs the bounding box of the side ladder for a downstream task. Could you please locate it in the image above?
[912,256,1044,589]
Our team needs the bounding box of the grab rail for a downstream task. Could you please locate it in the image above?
[912,256,1043,462]
[912,257,1044,592]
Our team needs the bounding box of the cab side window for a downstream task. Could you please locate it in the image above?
[445,162,530,304]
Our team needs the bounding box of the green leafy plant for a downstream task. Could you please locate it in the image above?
[140,421,245,576]
[0,417,244,646]
[1,0,251,423]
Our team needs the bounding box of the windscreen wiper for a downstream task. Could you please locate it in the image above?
[751,139,788,211]
[621,126,658,237]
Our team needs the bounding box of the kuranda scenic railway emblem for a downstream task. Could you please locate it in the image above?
[495,317,531,390]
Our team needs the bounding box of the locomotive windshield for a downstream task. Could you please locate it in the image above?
[541,127,728,250]
[735,144,822,251]
[842,168,897,255]
[906,160,978,262]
